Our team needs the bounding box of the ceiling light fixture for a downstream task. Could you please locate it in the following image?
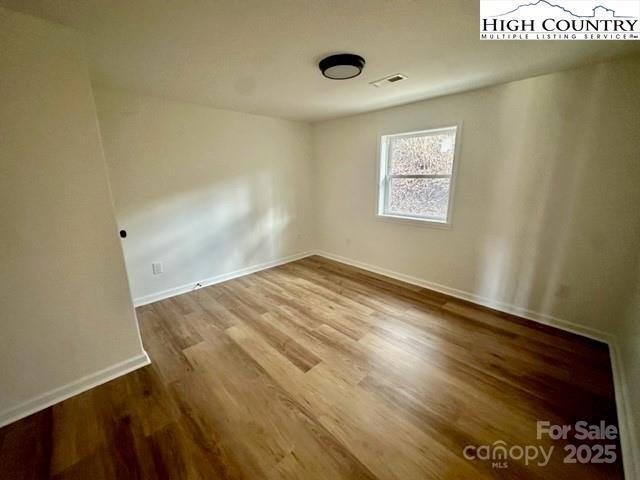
[319,53,365,80]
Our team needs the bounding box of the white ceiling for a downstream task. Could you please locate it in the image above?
[3,0,640,122]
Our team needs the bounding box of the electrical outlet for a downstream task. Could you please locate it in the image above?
[152,262,163,275]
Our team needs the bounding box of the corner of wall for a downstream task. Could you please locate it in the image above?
[0,352,150,428]
[609,336,639,479]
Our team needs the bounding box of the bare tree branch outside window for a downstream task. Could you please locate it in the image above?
[381,127,457,223]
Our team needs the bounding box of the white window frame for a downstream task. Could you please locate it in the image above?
[377,125,461,227]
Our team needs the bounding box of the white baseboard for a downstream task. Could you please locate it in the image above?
[133,251,316,307]
[609,338,639,480]
[314,250,636,478]
[315,250,611,343]
[0,351,150,428]
[0,252,315,429]
[4,251,632,476]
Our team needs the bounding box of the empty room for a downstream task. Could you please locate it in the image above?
[1,1,639,478]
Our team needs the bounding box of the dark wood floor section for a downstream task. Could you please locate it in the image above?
[0,256,623,479]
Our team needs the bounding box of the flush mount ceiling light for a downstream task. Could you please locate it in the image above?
[319,53,365,80]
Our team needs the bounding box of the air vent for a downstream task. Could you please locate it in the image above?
[370,73,407,88]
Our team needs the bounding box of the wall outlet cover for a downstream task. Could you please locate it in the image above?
[152,262,163,275]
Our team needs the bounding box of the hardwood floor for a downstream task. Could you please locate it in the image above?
[0,256,623,479]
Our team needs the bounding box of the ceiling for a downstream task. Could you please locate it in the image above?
[2,0,639,122]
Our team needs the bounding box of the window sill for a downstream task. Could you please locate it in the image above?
[375,213,452,229]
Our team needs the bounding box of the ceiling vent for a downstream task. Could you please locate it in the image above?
[370,74,407,88]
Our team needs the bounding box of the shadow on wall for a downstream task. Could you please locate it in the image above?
[95,88,312,301]
[473,62,640,330]
[119,169,294,299]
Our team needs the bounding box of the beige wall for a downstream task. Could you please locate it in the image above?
[312,58,640,477]
[313,58,640,337]
[95,89,314,303]
[2,7,637,469]
[618,269,640,479]
[0,9,146,424]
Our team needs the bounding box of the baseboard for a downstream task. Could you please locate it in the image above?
[0,252,313,427]
[315,250,611,343]
[133,251,316,307]
[314,250,637,478]
[609,338,639,480]
[10,250,630,474]
[0,351,150,428]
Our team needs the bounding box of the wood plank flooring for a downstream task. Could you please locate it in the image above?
[0,256,624,479]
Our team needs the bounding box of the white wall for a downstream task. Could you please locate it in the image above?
[313,58,640,337]
[0,8,147,425]
[95,89,314,304]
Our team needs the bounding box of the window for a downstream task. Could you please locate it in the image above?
[378,126,459,225]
